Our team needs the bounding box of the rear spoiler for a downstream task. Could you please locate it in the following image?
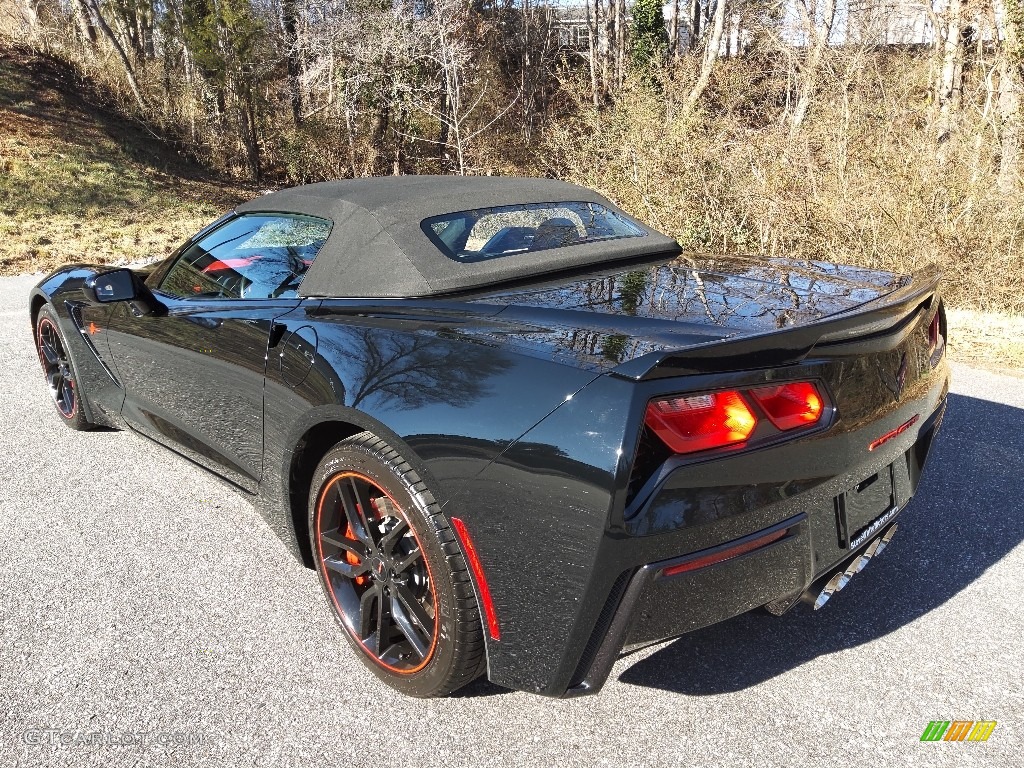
[611,267,941,381]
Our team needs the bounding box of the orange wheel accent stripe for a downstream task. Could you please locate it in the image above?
[314,471,439,675]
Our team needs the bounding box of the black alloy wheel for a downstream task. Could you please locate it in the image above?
[35,305,92,430]
[316,471,438,673]
[309,432,486,696]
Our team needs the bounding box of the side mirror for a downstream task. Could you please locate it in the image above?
[83,268,162,317]
[84,269,137,303]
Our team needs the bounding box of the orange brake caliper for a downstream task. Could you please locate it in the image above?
[344,522,367,586]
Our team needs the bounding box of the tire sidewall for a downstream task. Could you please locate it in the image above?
[35,305,88,430]
[308,438,462,697]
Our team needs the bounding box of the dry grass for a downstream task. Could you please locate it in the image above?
[0,47,251,276]
[947,309,1024,375]
[540,54,1024,316]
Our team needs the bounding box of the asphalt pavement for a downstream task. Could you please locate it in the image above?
[0,273,1021,767]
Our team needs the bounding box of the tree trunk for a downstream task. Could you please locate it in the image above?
[724,2,731,58]
[998,62,1022,192]
[393,110,407,176]
[19,0,39,36]
[789,0,837,135]
[669,0,679,59]
[161,39,173,116]
[371,99,391,174]
[342,78,358,177]
[998,3,1024,191]
[587,0,601,106]
[281,0,303,126]
[437,87,451,167]
[682,0,725,116]
[604,0,615,92]
[236,89,261,181]
[141,6,154,59]
[616,0,626,88]
[690,0,701,51]
[119,2,144,63]
[520,0,532,140]
[935,0,963,148]
[85,0,147,109]
[72,0,98,46]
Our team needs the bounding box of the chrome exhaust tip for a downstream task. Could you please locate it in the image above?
[812,525,898,610]
[874,524,898,557]
[814,572,846,610]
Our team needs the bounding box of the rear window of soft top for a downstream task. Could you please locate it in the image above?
[422,201,645,263]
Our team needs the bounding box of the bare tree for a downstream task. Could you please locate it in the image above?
[281,0,303,126]
[669,0,680,59]
[84,0,147,109]
[935,0,964,149]
[614,0,626,88]
[682,0,726,117]
[789,0,838,134]
[998,0,1024,190]
[72,0,97,47]
[587,0,604,106]
[690,0,702,51]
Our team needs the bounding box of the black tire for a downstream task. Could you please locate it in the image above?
[308,431,486,697]
[34,304,94,431]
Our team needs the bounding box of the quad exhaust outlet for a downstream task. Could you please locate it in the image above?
[813,525,898,610]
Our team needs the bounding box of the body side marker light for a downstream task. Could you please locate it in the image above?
[661,528,789,577]
[450,516,501,641]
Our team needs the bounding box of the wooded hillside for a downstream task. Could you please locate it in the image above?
[2,1,1023,313]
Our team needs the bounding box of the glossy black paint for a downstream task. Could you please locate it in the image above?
[29,241,950,698]
[105,294,302,491]
[83,267,137,304]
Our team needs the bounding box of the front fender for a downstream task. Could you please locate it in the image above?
[29,266,125,428]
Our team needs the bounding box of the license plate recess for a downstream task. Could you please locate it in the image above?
[835,459,909,548]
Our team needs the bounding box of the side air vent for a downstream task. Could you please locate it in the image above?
[625,426,671,507]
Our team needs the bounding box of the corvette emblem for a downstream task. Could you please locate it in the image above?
[881,352,909,400]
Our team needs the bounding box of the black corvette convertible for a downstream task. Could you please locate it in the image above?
[30,177,948,697]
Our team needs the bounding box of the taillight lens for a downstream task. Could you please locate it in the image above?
[748,381,824,430]
[644,391,757,455]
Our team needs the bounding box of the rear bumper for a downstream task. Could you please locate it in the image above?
[561,397,946,697]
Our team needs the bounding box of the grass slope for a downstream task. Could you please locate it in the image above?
[0,46,249,275]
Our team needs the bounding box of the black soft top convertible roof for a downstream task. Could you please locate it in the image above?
[235,176,681,298]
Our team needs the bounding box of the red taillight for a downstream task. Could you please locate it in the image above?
[749,381,824,431]
[644,390,757,455]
